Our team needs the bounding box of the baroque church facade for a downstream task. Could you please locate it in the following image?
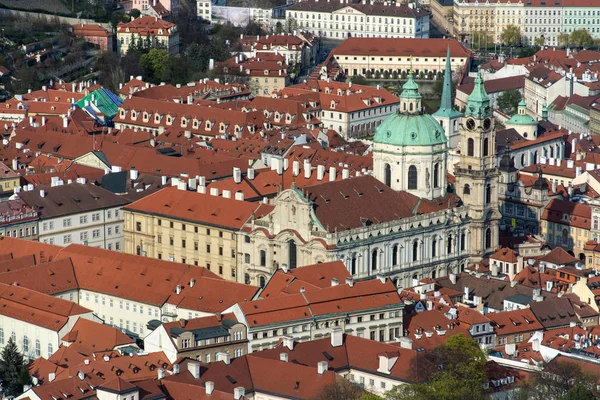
[238,63,500,289]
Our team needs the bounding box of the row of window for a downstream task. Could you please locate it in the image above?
[3,226,36,237]
[156,237,234,256]
[292,12,415,24]
[0,329,53,357]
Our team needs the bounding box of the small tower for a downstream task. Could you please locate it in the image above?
[541,102,549,122]
[454,71,500,259]
[505,99,538,140]
[433,46,462,150]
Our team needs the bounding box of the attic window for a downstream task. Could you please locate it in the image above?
[226,376,237,384]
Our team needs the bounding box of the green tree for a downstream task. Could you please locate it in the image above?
[524,359,599,400]
[285,17,298,33]
[558,33,571,47]
[385,334,487,400]
[472,31,493,50]
[570,29,594,48]
[0,338,31,397]
[563,384,595,400]
[534,36,546,47]
[497,89,522,114]
[350,75,368,85]
[129,8,141,18]
[313,378,371,400]
[500,25,521,45]
[140,48,170,83]
[517,46,540,58]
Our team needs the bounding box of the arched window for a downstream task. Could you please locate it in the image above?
[259,250,266,267]
[384,163,392,187]
[408,166,417,190]
[460,232,466,251]
[351,253,357,275]
[431,270,437,279]
[485,184,492,204]
[288,240,297,269]
[35,340,40,357]
[392,244,398,265]
[48,343,53,357]
[412,241,419,262]
[521,153,525,166]
[463,184,471,195]
[136,245,141,256]
[259,276,266,288]
[431,237,437,258]
[447,235,453,254]
[485,228,492,249]
[433,163,439,189]
[409,102,413,112]
[23,336,29,353]
[483,138,489,157]
[467,138,474,156]
[371,249,378,271]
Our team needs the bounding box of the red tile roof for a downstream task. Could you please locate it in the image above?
[541,199,591,230]
[61,318,135,355]
[332,37,472,58]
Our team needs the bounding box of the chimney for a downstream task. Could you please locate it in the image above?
[205,381,214,395]
[345,277,353,287]
[233,167,242,183]
[173,364,180,375]
[247,168,255,180]
[188,178,197,190]
[292,160,300,176]
[303,159,312,178]
[190,278,196,288]
[189,362,201,379]
[158,368,166,380]
[62,115,68,128]
[331,327,343,347]
[130,168,139,180]
[398,337,413,349]
[282,336,294,350]
[317,361,328,375]
[176,285,183,294]
[464,287,469,301]
[48,373,56,382]
[39,189,46,198]
[491,264,499,277]
[331,278,339,287]
[77,370,84,381]
[223,190,231,199]
[11,159,18,171]
[235,192,244,201]
[198,185,206,194]
[329,166,336,181]
[161,176,168,186]
[317,165,325,180]
[177,181,187,191]
[216,351,231,365]
[280,352,289,362]
[342,169,350,179]
[234,387,245,400]
[210,188,219,196]
[449,273,457,284]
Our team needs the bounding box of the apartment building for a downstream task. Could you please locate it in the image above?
[227,276,404,352]
[0,161,20,196]
[0,282,95,360]
[144,314,248,363]
[0,198,39,240]
[541,198,591,261]
[329,37,471,78]
[70,24,114,52]
[0,237,259,340]
[19,182,130,250]
[453,0,498,42]
[116,16,179,55]
[123,184,265,281]
[281,80,400,138]
[286,0,430,40]
[219,53,290,97]
[488,309,543,346]
[237,33,320,71]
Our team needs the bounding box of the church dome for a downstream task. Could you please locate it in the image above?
[374,113,447,147]
[374,73,447,147]
[506,99,537,126]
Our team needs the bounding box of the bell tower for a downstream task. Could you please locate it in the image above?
[455,71,500,259]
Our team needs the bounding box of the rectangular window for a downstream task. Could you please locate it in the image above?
[63,218,71,227]
[64,234,72,244]
[207,244,211,253]
[182,239,186,248]
[80,216,88,224]
[136,222,142,231]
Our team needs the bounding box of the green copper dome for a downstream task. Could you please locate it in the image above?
[374,112,447,147]
[465,71,491,118]
[506,99,537,126]
[401,73,421,99]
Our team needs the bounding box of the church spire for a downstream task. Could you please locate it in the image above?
[465,70,491,118]
[433,46,461,119]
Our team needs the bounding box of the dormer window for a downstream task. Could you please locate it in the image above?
[219,122,226,132]
[193,119,199,128]
[264,70,269,75]
[181,117,188,127]
[131,111,137,119]
[205,121,213,130]
[331,100,336,109]
[120,109,125,118]
[143,112,149,121]
[166,115,173,125]
[154,114,161,123]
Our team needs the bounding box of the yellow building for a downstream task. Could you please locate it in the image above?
[453,0,496,42]
[431,0,454,36]
[0,161,20,195]
[123,184,264,282]
[541,198,591,260]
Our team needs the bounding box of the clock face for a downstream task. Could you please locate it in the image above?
[483,118,492,131]
[466,118,476,131]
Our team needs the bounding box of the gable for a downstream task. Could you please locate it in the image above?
[332,6,365,15]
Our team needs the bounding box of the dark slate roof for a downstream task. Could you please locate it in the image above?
[101,171,128,194]
[529,298,579,329]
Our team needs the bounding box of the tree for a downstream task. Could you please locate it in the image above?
[558,33,571,47]
[500,25,521,45]
[350,75,368,85]
[129,8,141,18]
[140,48,170,83]
[497,89,522,114]
[534,36,546,47]
[570,29,594,48]
[313,378,371,400]
[522,359,599,400]
[472,31,493,50]
[0,338,31,397]
[386,334,487,400]
[285,17,298,33]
